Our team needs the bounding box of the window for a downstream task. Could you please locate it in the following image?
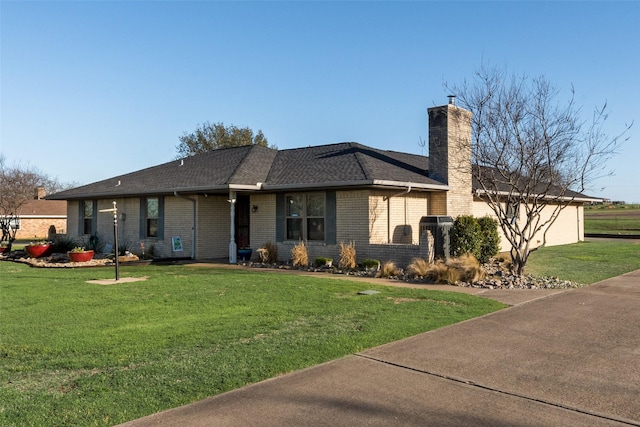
[140,196,164,239]
[286,193,325,241]
[145,197,159,238]
[506,200,519,224]
[82,200,94,235]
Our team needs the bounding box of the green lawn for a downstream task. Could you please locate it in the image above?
[0,262,505,426]
[584,204,640,235]
[526,239,640,284]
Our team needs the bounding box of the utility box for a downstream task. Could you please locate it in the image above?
[419,216,454,259]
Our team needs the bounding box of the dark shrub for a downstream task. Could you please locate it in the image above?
[52,235,77,253]
[477,216,500,263]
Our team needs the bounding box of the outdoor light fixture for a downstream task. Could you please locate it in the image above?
[252,205,258,212]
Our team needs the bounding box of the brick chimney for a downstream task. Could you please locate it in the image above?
[35,187,46,200]
[427,98,473,217]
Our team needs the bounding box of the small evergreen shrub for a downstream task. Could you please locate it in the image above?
[477,216,500,263]
[291,241,309,267]
[361,259,380,269]
[451,215,482,258]
[338,241,357,270]
[451,215,499,263]
[314,257,333,267]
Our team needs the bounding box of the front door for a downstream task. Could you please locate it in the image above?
[235,195,250,248]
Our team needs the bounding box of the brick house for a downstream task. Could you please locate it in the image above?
[14,188,67,240]
[48,101,596,266]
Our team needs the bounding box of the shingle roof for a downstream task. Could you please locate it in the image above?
[48,143,446,200]
[19,199,67,216]
[265,142,437,187]
[472,166,598,201]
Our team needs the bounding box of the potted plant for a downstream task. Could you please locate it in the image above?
[0,241,9,254]
[25,240,54,258]
[237,247,253,261]
[67,246,95,262]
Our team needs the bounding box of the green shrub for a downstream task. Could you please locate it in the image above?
[314,257,333,267]
[361,259,380,269]
[52,235,77,253]
[451,215,482,258]
[451,215,500,263]
[477,216,500,263]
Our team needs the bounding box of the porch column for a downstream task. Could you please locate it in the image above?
[228,190,237,263]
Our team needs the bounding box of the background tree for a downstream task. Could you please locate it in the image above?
[446,65,632,275]
[175,122,270,158]
[0,156,71,250]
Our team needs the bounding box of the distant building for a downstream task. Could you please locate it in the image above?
[14,188,67,240]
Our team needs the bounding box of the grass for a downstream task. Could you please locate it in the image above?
[0,262,505,426]
[584,204,640,235]
[526,239,640,284]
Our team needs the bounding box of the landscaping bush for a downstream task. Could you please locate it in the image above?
[377,261,400,278]
[477,216,500,263]
[451,215,499,263]
[407,258,430,277]
[291,241,309,267]
[338,241,357,270]
[447,253,485,283]
[51,235,77,253]
[425,260,460,284]
[314,257,333,267]
[361,259,380,269]
[451,215,482,258]
[257,241,278,264]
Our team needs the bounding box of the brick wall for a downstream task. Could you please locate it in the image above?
[15,217,66,240]
[428,103,474,218]
[196,195,230,259]
[273,189,431,267]
[250,193,276,250]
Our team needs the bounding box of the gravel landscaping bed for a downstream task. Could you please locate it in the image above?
[242,259,586,290]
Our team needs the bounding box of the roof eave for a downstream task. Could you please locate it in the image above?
[262,180,449,192]
[474,189,602,203]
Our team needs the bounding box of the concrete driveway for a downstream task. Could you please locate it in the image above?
[119,270,640,426]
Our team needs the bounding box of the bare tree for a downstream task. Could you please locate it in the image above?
[446,65,632,275]
[0,157,71,250]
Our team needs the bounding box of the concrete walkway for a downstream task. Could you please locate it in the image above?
[119,270,640,426]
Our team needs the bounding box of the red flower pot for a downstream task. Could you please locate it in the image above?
[67,250,95,262]
[25,244,53,258]
[0,247,8,253]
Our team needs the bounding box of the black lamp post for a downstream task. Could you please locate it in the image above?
[99,201,119,281]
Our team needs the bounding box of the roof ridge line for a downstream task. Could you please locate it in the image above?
[227,145,260,184]
[350,142,374,180]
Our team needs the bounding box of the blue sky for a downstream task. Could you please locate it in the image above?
[2,1,639,202]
